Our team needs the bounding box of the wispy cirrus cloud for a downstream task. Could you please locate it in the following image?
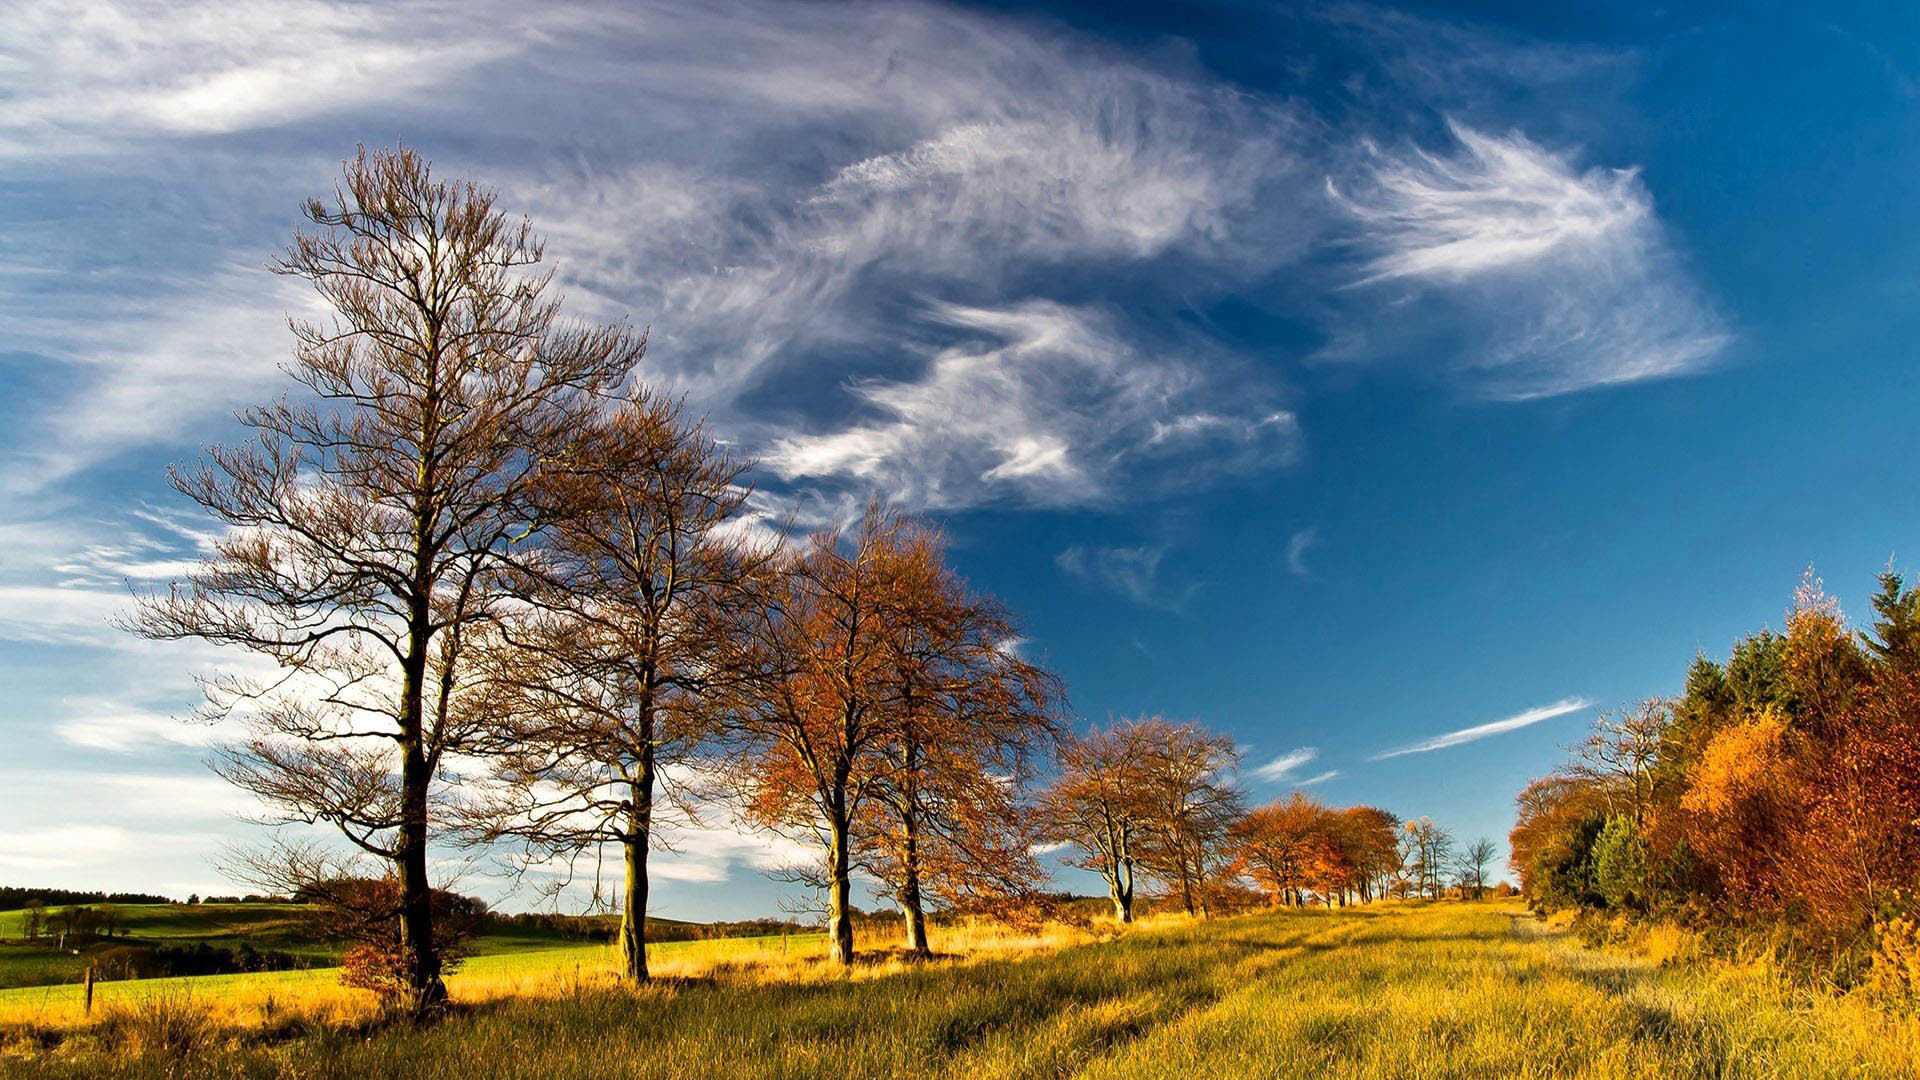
[765,302,1297,509]
[1372,697,1591,760]
[1252,746,1319,782]
[1055,543,1202,610]
[1285,528,1321,578]
[0,0,507,153]
[1331,120,1728,399]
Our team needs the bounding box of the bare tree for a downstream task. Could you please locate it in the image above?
[130,147,639,1012]
[1401,818,1455,899]
[1456,838,1498,900]
[471,392,759,982]
[1569,699,1673,829]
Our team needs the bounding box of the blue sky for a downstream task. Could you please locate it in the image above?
[2,1,1917,918]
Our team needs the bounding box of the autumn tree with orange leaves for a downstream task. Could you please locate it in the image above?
[1043,722,1156,923]
[721,507,1062,964]
[856,522,1064,955]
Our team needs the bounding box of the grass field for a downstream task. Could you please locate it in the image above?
[6,900,1919,1078]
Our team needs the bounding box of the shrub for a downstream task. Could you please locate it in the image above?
[1591,816,1648,911]
[298,878,484,1000]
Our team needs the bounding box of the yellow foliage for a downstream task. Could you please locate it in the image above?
[1870,918,1920,1004]
[1681,709,1789,819]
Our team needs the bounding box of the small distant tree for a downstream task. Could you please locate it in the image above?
[1343,806,1404,902]
[97,901,121,938]
[21,899,45,941]
[1457,838,1498,900]
[1401,818,1454,899]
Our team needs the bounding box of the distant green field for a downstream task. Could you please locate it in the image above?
[0,932,823,1016]
[0,903,304,941]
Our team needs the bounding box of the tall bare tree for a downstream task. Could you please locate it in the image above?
[130,147,639,1011]
[472,392,758,982]
[1569,700,1673,829]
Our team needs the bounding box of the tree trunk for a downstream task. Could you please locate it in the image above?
[397,652,446,1015]
[619,747,654,983]
[1108,862,1133,923]
[828,809,855,966]
[898,809,930,956]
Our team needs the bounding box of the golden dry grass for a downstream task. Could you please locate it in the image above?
[8,901,1920,1078]
[0,915,1105,1035]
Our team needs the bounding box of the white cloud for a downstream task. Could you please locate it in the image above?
[1285,528,1320,578]
[1296,769,1342,786]
[0,823,223,873]
[0,1,509,153]
[766,301,1294,509]
[53,701,211,753]
[1373,697,1591,760]
[0,585,128,646]
[1252,746,1319,783]
[1055,543,1195,609]
[1334,120,1728,398]
[91,773,260,818]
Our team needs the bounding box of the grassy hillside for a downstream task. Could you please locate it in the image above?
[7,901,1919,1078]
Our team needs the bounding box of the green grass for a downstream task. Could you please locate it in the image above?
[0,904,302,941]
[0,902,642,989]
[6,902,1917,1078]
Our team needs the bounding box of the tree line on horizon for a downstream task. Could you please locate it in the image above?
[1511,565,1920,988]
[126,147,1474,1017]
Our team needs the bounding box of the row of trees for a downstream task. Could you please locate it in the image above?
[133,147,1470,1015]
[132,148,1077,1010]
[14,899,127,942]
[1041,722,1493,918]
[1511,565,1920,971]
